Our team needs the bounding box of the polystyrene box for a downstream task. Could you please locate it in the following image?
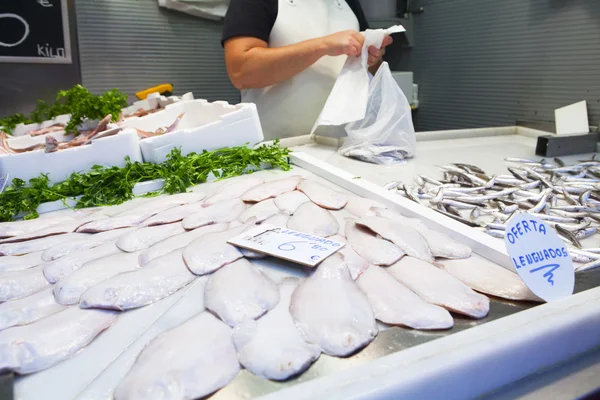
[12,114,72,137]
[123,99,264,164]
[0,129,142,185]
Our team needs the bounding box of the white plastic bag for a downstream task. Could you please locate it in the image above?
[338,62,416,165]
[158,0,229,21]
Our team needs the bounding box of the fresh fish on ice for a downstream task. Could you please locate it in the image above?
[274,191,309,215]
[345,196,386,218]
[0,307,117,374]
[233,279,321,381]
[0,288,67,331]
[0,233,89,256]
[290,254,377,357]
[41,227,135,261]
[54,251,141,306]
[205,259,279,327]
[0,218,97,244]
[114,312,240,400]
[386,257,490,319]
[287,202,339,237]
[241,176,302,203]
[43,242,122,284]
[0,266,50,302]
[345,221,404,266]
[204,176,264,206]
[80,249,194,311]
[356,216,433,262]
[262,213,290,227]
[183,225,247,275]
[138,223,229,266]
[140,203,204,226]
[182,198,247,230]
[237,199,280,224]
[0,252,44,273]
[356,266,453,330]
[439,255,543,302]
[297,180,347,210]
[116,223,186,252]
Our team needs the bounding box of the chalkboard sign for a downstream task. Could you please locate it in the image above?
[0,0,71,64]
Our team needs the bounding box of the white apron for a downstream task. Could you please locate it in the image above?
[241,0,359,140]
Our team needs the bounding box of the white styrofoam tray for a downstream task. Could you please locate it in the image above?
[0,129,142,184]
[11,114,72,137]
[122,92,194,118]
[121,99,264,163]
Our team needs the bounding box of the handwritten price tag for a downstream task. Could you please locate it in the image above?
[504,213,574,302]
[227,224,345,267]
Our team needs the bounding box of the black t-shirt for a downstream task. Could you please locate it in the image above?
[221,0,370,45]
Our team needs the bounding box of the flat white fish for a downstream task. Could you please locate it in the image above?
[237,199,280,224]
[0,307,117,374]
[116,223,186,252]
[356,266,453,330]
[386,257,490,319]
[138,223,229,267]
[141,203,203,226]
[114,312,240,400]
[54,251,141,306]
[183,225,247,276]
[0,266,50,302]
[345,221,404,266]
[233,279,321,381]
[274,191,310,215]
[0,233,89,256]
[345,196,386,218]
[182,198,247,230]
[0,288,68,331]
[440,255,543,302]
[297,180,347,210]
[114,192,206,217]
[43,242,122,284]
[0,251,44,273]
[263,213,290,227]
[329,234,368,280]
[204,176,264,206]
[287,202,339,237]
[0,218,96,244]
[356,216,433,262]
[0,213,84,239]
[290,254,377,357]
[80,249,194,311]
[76,213,155,233]
[205,259,279,327]
[241,175,302,203]
[239,248,268,259]
[41,227,135,261]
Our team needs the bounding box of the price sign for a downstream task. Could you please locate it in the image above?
[0,174,7,194]
[228,224,345,267]
[504,213,574,302]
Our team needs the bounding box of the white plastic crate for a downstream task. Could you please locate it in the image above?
[0,129,142,185]
[122,99,264,164]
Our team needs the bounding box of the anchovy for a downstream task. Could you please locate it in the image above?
[575,259,600,273]
[445,205,462,217]
[434,209,482,227]
[555,225,582,248]
[420,175,443,186]
[486,222,506,231]
[414,176,425,187]
[554,220,591,232]
[384,181,400,190]
[452,163,487,175]
[554,157,566,167]
[575,227,597,240]
[484,229,505,239]
[528,213,578,224]
[403,186,422,204]
[562,188,580,205]
[505,158,542,164]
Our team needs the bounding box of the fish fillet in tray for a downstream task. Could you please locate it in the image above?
[3,155,600,400]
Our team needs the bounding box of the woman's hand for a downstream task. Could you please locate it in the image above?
[368,36,394,67]
[322,30,365,57]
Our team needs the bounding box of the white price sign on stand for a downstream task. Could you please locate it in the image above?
[504,213,574,302]
[228,224,345,267]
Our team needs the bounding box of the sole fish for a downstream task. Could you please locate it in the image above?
[0,307,117,374]
[356,216,434,262]
[344,196,386,218]
[0,266,51,302]
[80,249,195,311]
[262,213,290,228]
[297,180,348,210]
[182,225,247,276]
[138,223,229,267]
[0,213,85,239]
[233,278,321,381]
[114,312,240,400]
[53,251,141,306]
[287,202,339,237]
[204,176,264,206]
[329,234,369,280]
[345,221,404,266]
[116,223,186,252]
[290,254,377,357]
[182,198,247,230]
[241,175,302,203]
[41,227,135,261]
[439,255,543,302]
[0,233,89,256]
[140,202,203,226]
[0,218,96,244]
[274,191,310,215]
[386,257,490,319]
[205,259,279,327]
[237,199,280,224]
[0,251,44,273]
[43,242,122,284]
[76,213,155,233]
[0,288,68,331]
[113,192,206,217]
[356,266,454,330]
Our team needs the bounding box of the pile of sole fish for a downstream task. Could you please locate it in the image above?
[0,170,542,398]
[385,157,600,273]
